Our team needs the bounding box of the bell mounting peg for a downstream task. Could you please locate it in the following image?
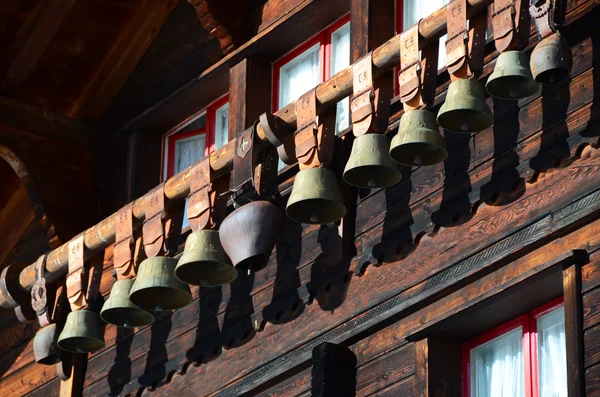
[286,88,346,224]
[0,262,37,322]
[438,0,493,134]
[390,24,447,167]
[343,52,401,188]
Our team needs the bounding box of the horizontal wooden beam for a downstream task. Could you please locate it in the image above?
[1,0,494,307]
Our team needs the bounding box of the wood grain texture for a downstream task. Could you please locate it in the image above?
[563,263,585,396]
[0,186,35,264]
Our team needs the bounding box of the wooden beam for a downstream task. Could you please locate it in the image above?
[68,0,177,121]
[350,0,395,61]
[0,0,77,91]
[59,354,85,397]
[0,186,35,265]
[563,262,586,396]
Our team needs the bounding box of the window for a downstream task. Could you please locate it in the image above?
[273,15,350,135]
[462,299,567,397]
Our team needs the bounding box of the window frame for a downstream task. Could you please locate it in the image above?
[461,297,565,397]
[161,94,229,180]
[271,14,350,113]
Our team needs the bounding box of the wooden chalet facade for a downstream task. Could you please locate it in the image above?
[0,0,600,396]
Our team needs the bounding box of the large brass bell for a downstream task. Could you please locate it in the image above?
[34,323,61,364]
[437,79,493,133]
[530,32,572,85]
[219,201,283,272]
[175,230,237,286]
[101,279,154,328]
[286,167,346,224]
[389,109,447,166]
[343,134,401,188]
[129,256,192,311]
[486,51,538,99]
[57,310,105,353]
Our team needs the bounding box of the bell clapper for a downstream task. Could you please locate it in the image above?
[414,155,423,165]
[310,215,319,223]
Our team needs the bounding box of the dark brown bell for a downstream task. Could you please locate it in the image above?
[219,201,283,272]
[129,257,192,311]
[57,310,105,353]
[486,51,538,99]
[437,79,493,133]
[343,134,401,188]
[175,230,237,286]
[389,109,447,166]
[530,32,572,85]
[286,167,347,225]
[100,279,154,328]
[34,323,61,364]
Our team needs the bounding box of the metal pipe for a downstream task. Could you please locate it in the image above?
[7,0,493,307]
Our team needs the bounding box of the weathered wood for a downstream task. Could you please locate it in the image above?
[0,0,76,90]
[585,323,600,369]
[584,287,600,330]
[414,339,428,397]
[59,354,84,397]
[564,262,586,396]
[68,0,177,121]
[366,375,415,397]
[0,186,35,264]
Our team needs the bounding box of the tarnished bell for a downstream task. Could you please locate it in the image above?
[101,279,154,328]
[530,32,572,85]
[437,79,493,134]
[343,134,401,188]
[129,257,192,311]
[57,310,105,353]
[389,110,447,166]
[286,168,346,224]
[34,323,60,364]
[486,51,538,99]
[219,201,283,272]
[175,230,237,286]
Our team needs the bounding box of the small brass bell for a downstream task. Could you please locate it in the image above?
[437,79,493,133]
[286,167,346,224]
[219,201,283,272]
[343,134,402,188]
[57,310,105,353]
[389,109,447,166]
[486,51,538,99]
[175,230,237,286]
[34,324,61,364]
[101,279,154,328]
[129,257,192,311]
[530,32,572,85]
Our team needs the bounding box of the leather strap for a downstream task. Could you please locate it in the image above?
[351,53,378,137]
[142,185,166,258]
[114,203,135,280]
[259,112,296,165]
[492,0,530,52]
[530,0,566,39]
[31,254,49,326]
[66,234,87,311]
[399,23,439,110]
[187,158,215,232]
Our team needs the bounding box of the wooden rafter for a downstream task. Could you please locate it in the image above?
[188,0,248,54]
[68,0,177,121]
[0,0,77,91]
[0,186,35,266]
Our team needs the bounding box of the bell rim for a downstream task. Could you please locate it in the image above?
[129,286,193,311]
[485,75,538,100]
[100,306,155,328]
[286,198,347,225]
[57,336,106,353]
[389,141,448,166]
[174,260,238,286]
[343,164,402,188]
[436,108,494,134]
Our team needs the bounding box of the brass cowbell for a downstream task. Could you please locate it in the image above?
[437,79,493,134]
[486,51,538,99]
[343,134,401,188]
[57,309,105,353]
[389,109,447,166]
[101,279,154,328]
[129,256,192,311]
[34,323,61,364]
[175,230,237,286]
[530,32,572,85]
[286,167,347,224]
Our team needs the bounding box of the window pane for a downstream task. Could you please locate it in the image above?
[175,134,206,229]
[403,0,447,69]
[470,327,524,397]
[537,307,567,397]
[331,22,351,133]
[214,102,229,150]
[278,43,320,110]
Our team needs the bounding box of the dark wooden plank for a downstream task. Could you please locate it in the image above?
[585,323,600,368]
[583,251,600,293]
[365,375,415,397]
[350,0,395,61]
[563,263,585,397]
[587,362,600,397]
[584,287,600,330]
[356,343,415,396]
[414,339,428,397]
[0,186,35,264]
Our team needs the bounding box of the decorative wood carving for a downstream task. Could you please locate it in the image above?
[188,0,248,54]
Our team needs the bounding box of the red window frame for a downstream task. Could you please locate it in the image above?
[161,94,229,180]
[461,297,565,397]
[272,14,350,113]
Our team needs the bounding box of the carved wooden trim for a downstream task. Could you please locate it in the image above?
[188,0,243,54]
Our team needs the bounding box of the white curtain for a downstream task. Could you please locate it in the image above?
[175,134,206,228]
[214,102,229,150]
[403,0,447,68]
[537,307,567,397]
[278,43,320,109]
[470,327,525,397]
[331,22,350,133]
